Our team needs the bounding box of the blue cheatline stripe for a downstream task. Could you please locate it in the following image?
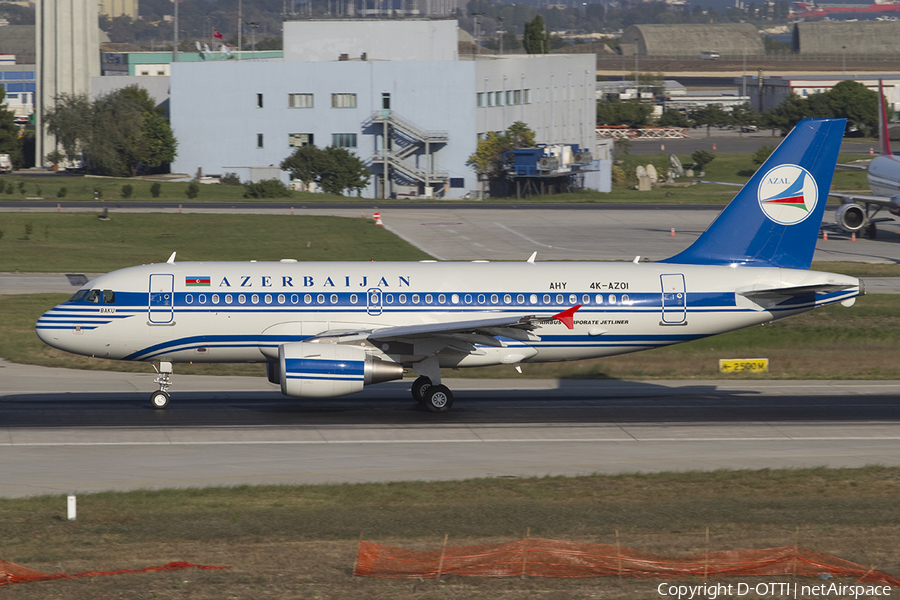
[286,374,365,381]
[123,334,311,361]
[284,358,365,377]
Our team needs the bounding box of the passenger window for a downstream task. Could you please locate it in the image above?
[86,289,101,303]
[103,290,115,304]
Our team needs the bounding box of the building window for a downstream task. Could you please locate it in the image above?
[524,89,531,104]
[140,71,149,76]
[288,93,314,108]
[331,93,357,108]
[332,133,357,148]
[476,92,484,107]
[289,133,314,147]
[450,178,464,188]
[513,90,521,105]
[506,91,513,105]
[257,133,264,148]
[494,91,504,106]
[256,93,263,108]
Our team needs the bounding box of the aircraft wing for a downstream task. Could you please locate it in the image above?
[310,306,582,354]
[830,192,900,210]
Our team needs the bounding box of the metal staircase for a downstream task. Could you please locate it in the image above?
[365,110,449,196]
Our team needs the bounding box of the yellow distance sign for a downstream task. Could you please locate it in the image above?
[719,358,769,373]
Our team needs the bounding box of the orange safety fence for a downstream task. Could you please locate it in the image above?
[0,559,229,586]
[354,538,900,586]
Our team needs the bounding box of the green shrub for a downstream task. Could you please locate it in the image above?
[150,182,161,198]
[121,184,133,199]
[186,182,200,199]
[220,172,241,186]
[242,179,292,199]
[57,187,67,198]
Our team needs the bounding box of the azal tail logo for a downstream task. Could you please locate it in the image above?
[757,165,818,226]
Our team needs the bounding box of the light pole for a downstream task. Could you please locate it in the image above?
[842,45,847,75]
[498,16,504,54]
[470,12,483,57]
[246,21,259,52]
[742,31,747,102]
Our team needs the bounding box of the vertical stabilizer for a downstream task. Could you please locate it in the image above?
[879,79,892,157]
[660,118,845,270]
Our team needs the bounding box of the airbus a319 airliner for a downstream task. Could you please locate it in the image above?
[37,119,862,413]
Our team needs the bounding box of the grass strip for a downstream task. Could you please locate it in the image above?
[0,468,897,599]
[0,151,871,204]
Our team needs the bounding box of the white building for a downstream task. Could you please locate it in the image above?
[746,74,900,113]
[169,18,596,199]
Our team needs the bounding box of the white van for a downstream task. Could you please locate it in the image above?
[0,154,11,173]
[700,51,721,60]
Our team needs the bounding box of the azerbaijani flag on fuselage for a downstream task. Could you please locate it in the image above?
[185,276,211,287]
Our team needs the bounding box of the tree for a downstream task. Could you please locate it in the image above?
[596,99,654,128]
[43,93,92,164]
[522,15,549,54]
[764,81,878,137]
[280,145,371,196]
[0,87,22,168]
[43,86,177,176]
[466,121,537,179]
[691,149,715,171]
[690,105,733,137]
[657,109,690,128]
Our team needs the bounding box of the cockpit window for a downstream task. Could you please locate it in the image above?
[103,290,115,304]
[85,289,102,303]
[69,289,89,303]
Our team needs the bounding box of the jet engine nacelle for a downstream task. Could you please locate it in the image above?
[278,342,404,398]
[834,203,866,232]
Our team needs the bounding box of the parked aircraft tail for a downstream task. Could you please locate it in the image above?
[661,118,846,270]
[878,79,892,157]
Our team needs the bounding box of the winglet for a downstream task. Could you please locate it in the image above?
[166,252,177,264]
[552,304,582,330]
[527,251,537,264]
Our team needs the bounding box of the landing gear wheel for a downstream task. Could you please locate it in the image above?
[423,385,453,413]
[150,390,170,409]
[865,223,877,239]
[411,376,432,404]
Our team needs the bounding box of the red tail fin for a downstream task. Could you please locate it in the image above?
[879,79,892,157]
[552,305,582,330]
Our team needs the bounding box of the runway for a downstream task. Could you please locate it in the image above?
[1,360,899,498]
[3,205,900,497]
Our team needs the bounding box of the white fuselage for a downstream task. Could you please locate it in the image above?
[867,154,900,198]
[36,260,860,370]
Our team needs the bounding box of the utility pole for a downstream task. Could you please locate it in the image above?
[173,0,179,62]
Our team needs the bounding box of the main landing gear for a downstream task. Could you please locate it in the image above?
[150,361,173,409]
[411,375,454,413]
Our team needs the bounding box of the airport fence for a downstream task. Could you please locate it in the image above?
[354,537,900,585]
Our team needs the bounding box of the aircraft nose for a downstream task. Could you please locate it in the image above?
[35,306,65,349]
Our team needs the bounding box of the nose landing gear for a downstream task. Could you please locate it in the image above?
[151,361,173,409]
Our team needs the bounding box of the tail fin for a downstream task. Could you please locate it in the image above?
[878,79,892,157]
[661,118,846,270]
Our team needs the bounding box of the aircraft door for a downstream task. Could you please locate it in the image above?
[660,273,686,325]
[149,274,175,324]
[366,288,382,316]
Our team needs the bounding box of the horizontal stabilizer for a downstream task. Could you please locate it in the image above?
[737,283,858,300]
